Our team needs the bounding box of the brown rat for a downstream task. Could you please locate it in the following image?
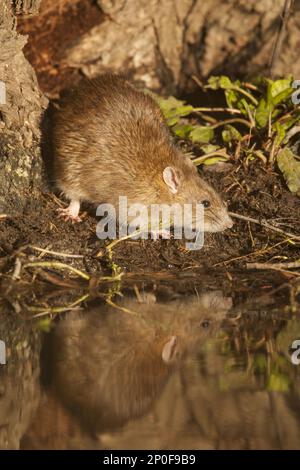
[51,292,232,433]
[53,73,233,232]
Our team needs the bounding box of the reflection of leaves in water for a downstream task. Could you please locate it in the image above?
[267,373,291,392]
[199,308,300,393]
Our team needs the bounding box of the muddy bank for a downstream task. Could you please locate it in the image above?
[1,160,299,272]
[0,158,299,317]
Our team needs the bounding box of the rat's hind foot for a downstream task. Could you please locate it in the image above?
[57,199,82,224]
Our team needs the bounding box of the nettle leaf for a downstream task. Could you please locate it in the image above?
[274,122,286,146]
[268,78,293,106]
[172,123,194,138]
[165,116,177,126]
[164,105,195,120]
[277,148,300,195]
[154,95,184,112]
[222,124,242,142]
[190,126,214,143]
[207,75,234,90]
[225,88,239,108]
[150,94,195,124]
[255,97,272,128]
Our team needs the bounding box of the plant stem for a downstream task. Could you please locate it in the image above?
[210,118,252,130]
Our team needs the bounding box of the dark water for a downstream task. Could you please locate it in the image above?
[1,282,300,450]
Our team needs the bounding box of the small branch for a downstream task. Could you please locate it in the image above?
[11,258,22,280]
[29,293,90,318]
[229,211,300,242]
[269,0,294,78]
[106,298,138,316]
[246,261,300,270]
[192,149,230,165]
[193,107,242,115]
[24,261,90,280]
[210,118,252,130]
[29,245,84,259]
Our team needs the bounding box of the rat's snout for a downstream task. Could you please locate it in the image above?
[209,208,233,232]
[224,213,233,229]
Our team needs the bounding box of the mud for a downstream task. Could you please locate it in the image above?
[0,158,299,318]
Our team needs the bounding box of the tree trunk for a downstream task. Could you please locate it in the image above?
[1,0,299,213]
[64,0,300,93]
[0,0,47,214]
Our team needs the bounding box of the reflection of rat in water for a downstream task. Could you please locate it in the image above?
[52,292,232,434]
[53,73,233,232]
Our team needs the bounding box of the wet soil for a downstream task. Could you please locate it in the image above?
[0,159,299,316]
[1,161,299,271]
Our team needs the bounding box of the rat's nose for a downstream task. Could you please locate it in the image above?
[224,214,233,229]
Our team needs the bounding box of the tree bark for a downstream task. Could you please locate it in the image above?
[1,0,299,213]
[0,0,47,214]
[64,0,300,93]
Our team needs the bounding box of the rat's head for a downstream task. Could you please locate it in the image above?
[160,153,233,233]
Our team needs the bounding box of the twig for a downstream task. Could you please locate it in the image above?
[106,298,138,316]
[247,260,300,270]
[24,261,90,280]
[229,211,300,242]
[210,118,252,130]
[269,0,294,78]
[213,239,290,267]
[29,245,84,259]
[11,258,22,280]
[29,293,90,318]
[192,148,230,166]
[193,107,242,115]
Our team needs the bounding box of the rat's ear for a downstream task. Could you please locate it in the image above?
[163,166,179,194]
[161,335,180,364]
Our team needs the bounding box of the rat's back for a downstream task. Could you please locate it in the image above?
[53,73,173,209]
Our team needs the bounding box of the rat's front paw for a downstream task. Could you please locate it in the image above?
[57,207,82,224]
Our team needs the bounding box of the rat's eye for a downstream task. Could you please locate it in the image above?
[201,200,211,209]
[201,320,210,329]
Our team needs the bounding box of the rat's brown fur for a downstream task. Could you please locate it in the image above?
[53,73,232,231]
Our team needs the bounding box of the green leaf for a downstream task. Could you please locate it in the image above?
[207,75,233,90]
[190,126,214,143]
[165,105,195,120]
[268,78,293,106]
[274,121,286,146]
[277,148,300,195]
[172,123,194,138]
[200,144,220,154]
[202,156,228,165]
[225,89,239,108]
[255,97,272,128]
[222,124,242,142]
[154,95,185,112]
[150,94,195,125]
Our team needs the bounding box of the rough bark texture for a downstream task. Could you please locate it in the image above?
[0,0,47,214]
[63,0,300,93]
[1,0,300,211]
